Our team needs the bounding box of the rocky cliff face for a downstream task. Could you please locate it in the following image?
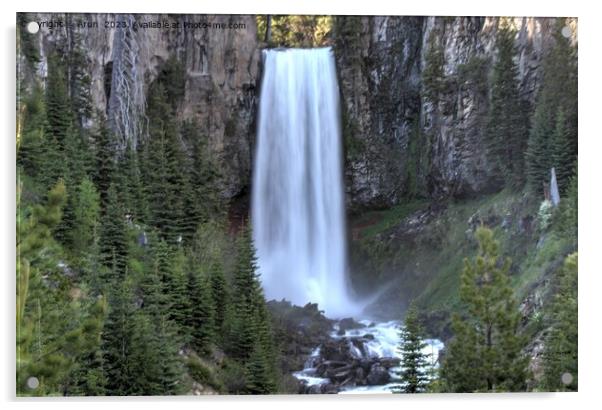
[335,16,576,210]
[19,13,260,200]
[20,14,576,209]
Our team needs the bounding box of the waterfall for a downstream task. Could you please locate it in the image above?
[252,48,358,318]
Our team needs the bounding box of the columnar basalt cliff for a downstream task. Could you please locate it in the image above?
[334,16,576,210]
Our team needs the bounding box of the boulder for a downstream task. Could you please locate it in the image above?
[379,357,401,368]
[338,317,366,332]
[366,363,390,385]
[354,367,366,385]
[321,383,339,394]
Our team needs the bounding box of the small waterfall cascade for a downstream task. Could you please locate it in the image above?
[252,48,358,317]
[293,320,444,393]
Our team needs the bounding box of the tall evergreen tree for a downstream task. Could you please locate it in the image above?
[93,119,117,208]
[209,260,229,343]
[541,253,578,391]
[440,227,529,392]
[129,312,184,395]
[67,25,93,128]
[485,24,529,187]
[551,109,574,194]
[187,269,215,355]
[166,247,192,331]
[118,143,147,223]
[526,19,577,193]
[244,344,277,394]
[64,296,108,396]
[394,303,431,393]
[70,177,101,258]
[141,82,190,244]
[226,226,278,392]
[553,165,578,244]
[17,85,47,178]
[98,183,128,280]
[181,120,222,241]
[422,32,445,104]
[229,226,264,360]
[101,276,138,395]
[45,53,72,149]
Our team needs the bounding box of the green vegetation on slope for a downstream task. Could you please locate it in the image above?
[350,189,575,332]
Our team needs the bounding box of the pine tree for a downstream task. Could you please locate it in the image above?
[526,18,577,193]
[394,303,431,393]
[141,82,190,244]
[551,109,574,194]
[422,32,445,104]
[526,103,553,194]
[64,296,108,396]
[440,227,529,392]
[45,54,72,148]
[245,344,277,394]
[553,165,577,244]
[229,226,263,360]
[17,181,105,395]
[55,129,94,247]
[485,24,529,187]
[17,181,68,393]
[209,260,229,342]
[187,269,215,355]
[67,26,93,128]
[541,253,578,391]
[17,85,47,177]
[93,120,117,208]
[227,226,278,391]
[181,120,222,241]
[98,183,128,280]
[70,177,101,259]
[170,249,191,329]
[117,143,147,223]
[101,276,138,395]
[129,312,184,395]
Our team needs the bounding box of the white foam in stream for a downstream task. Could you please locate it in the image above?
[295,321,444,394]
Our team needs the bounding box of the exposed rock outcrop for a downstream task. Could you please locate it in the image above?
[19,14,577,208]
[334,16,577,209]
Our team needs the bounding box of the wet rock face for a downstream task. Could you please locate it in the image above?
[335,16,575,208]
[21,13,260,200]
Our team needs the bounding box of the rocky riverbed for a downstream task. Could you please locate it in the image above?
[293,319,443,394]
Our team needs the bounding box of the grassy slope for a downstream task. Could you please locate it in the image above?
[348,189,575,339]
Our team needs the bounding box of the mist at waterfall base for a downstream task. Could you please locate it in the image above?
[252,47,363,318]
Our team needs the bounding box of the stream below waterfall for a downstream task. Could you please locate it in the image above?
[293,320,444,394]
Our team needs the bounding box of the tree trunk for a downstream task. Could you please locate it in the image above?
[264,15,272,43]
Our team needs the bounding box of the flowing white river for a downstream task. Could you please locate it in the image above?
[252,48,359,317]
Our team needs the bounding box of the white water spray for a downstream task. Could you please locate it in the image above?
[252,48,359,317]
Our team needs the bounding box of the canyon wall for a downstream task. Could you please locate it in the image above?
[334,16,576,210]
[18,14,577,209]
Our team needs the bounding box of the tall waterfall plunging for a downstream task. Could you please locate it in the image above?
[252,48,359,317]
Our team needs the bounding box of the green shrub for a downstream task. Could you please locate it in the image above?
[186,357,223,392]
